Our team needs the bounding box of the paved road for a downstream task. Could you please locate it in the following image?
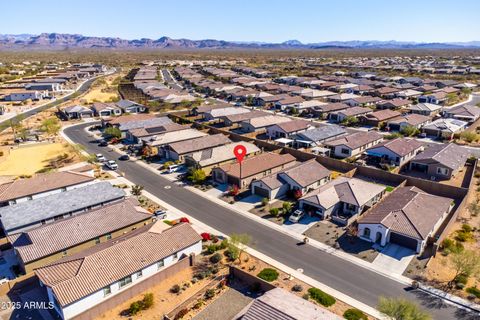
[161,69,183,90]
[65,123,479,320]
[0,70,115,131]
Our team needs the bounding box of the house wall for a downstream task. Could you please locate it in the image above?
[21,218,153,274]
[358,223,390,247]
[52,241,201,320]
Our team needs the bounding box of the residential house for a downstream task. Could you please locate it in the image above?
[327,93,360,103]
[165,134,232,161]
[221,110,268,127]
[288,100,327,114]
[4,91,43,101]
[62,105,94,119]
[325,131,383,158]
[311,103,350,118]
[254,94,289,107]
[240,115,291,133]
[212,153,296,188]
[185,142,260,175]
[274,96,305,111]
[0,170,95,207]
[0,182,125,235]
[127,123,189,143]
[365,138,424,167]
[251,160,330,200]
[141,128,207,157]
[329,106,372,123]
[189,103,231,116]
[408,143,470,180]
[345,96,382,107]
[418,92,447,105]
[8,199,153,273]
[407,103,443,116]
[203,107,250,121]
[292,125,347,148]
[360,109,401,127]
[91,102,122,117]
[358,186,453,253]
[378,98,411,110]
[443,105,480,123]
[234,287,342,320]
[299,177,385,224]
[106,115,173,138]
[422,118,467,139]
[386,114,431,131]
[36,222,201,320]
[115,99,147,113]
[266,120,314,139]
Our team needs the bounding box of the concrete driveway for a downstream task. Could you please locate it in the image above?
[372,243,415,275]
[282,215,320,234]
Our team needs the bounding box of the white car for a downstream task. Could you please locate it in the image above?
[105,160,118,170]
[96,153,106,162]
[289,209,305,223]
[154,210,167,219]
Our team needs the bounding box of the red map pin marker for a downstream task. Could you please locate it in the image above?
[233,145,247,164]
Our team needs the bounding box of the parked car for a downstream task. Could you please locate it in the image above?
[289,209,305,223]
[105,160,118,170]
[98,141,108,147]
[167,164,184,174]
[154,210,167,219]
[417,132,427,138]
[96,153,106,162]
[119,154,130,161]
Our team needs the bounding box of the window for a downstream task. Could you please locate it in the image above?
[135,270,143,278]
[157,260,164,270]
[103,286,111,297]
[95,237,100,245]
[106,233,112,240]
[341,148,350,155]
[363,227,371,238]
[119,275,132,288]
[437,167,449,176]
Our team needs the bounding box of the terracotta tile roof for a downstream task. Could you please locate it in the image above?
[35,223,201,306]
[0,171,95,203]
[272,119,312,133]
[218,153,296,179]
[365,109,401,121]
[8,199,152,264]
[359,186,452,240]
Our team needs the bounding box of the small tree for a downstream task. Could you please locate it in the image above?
[342,116,359,126]
[460,131,479,143]
[448,250,480,285]
[40,117,61,136]
[378,297,431,320]
[131,185,144,196]
[282,202,293,214]
[104,126,122,139]
[228,233,251,264]
[400,125,420,137]
[188,169,207,184]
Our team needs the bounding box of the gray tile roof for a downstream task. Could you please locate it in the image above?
[280,160,330,188]
[411,143,469,171]
[118,116,172,131]
[0,182,125,234]
[294,125,346,143]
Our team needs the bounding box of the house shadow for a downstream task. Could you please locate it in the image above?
[336,233,374,255]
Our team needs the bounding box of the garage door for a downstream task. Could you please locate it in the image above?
[389,232,418,251]
[253,186,270,198]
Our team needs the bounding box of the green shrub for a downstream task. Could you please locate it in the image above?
[129,301,142,315]
[219,239,228,249]
[210,253,222,264]
[455,230,473,242]
[441,238,464,255]
[257,268,279,282]
[269,207,280,217]
[142,293,154,309]
[204,289,215,299]
[343,308,368,320]
[307,287,336,307]
[466,287,480,298]
[206,244,219,254]
[461,224,473,233]
[455,274,468,285]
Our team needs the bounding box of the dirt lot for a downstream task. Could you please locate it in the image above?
[0,142,80,176]
[81,73,122,103]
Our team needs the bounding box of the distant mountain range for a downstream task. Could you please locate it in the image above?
[1,33,480,50]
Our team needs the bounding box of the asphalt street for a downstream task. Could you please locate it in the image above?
[65,122,480,320]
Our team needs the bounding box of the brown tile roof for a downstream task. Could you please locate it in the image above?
[0,171,95,203]
[325,131,383,150]
[106,113,154,125]
[218,153,296,179]
[168,134,231,155]
[280,160,330,188]
[8,199,152,264]
[381,98,411,108]
[129,123,189,138]
[277,95,305,105]
[223,110,269,123]
[387,114,431,126]
[316,103,350,113]
[338,106,372,117]
[368,138,424,157]
[359,186,452,240]
[365,109,401,121]
[35,223,201,306]
[272,119,312,133]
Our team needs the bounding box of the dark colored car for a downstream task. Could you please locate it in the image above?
[98,141,108,147]
[119,154,130,161]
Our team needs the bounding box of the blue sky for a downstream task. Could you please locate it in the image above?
[1,0,479,43]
